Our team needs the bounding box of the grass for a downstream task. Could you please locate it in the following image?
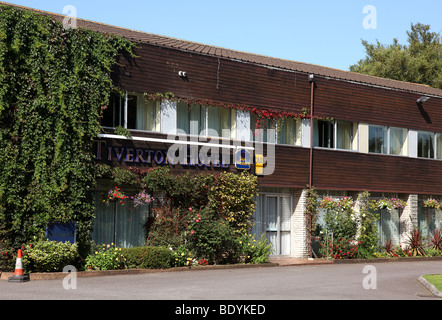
[423,274,442,292]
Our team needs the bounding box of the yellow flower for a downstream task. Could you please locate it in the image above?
[95,251,98,254]
[181,252,185,256]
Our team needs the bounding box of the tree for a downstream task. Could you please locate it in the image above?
[350,23,442,89]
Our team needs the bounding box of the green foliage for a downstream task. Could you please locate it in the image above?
[141,167,174,194]
[207,172,258,234]
[305,187,319,256]
[350,23,442,89]
[170,244,193,267]
[146,205,188,248]
[121,246,173,269]
[320,196,358,242]
[0,6,134,253]
[238,233,272,264]
[186,206,238,264]
[25,240,80,273]
[356,191,380,258]
[85,243,126,270]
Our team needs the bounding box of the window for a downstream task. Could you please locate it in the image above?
[207,106,236,139]
[278,117,301,146]
[251,114,276,143]
[135,97,161,132]
[101,92,123,128]
[314,120,334,148]
[369,125,387,154]
[92,192,150,248]
[101,92,160,132]
[177,103,236,138]
[337,121,357,150]
[389,127,407,156]
[126,94,137,130]
[436,133,442,160]
[177,102,206,135]
[418,131,434,159]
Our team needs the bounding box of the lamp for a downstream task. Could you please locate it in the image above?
[416,96,430,104]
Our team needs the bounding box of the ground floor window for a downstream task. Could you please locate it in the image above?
[252,190,292,256]
[92,193,150,248]
[418,203,442,239]
[375,208,401,246]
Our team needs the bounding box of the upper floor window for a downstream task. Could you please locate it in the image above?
[278,117,302,146]
[101,92,123,128]
[177,102,236,138]
[389,127,407,156]
[336,120,357,150]
[418,131,434,159]
[101,92,160,132]
[314,120,334,148]
[250,114,276,143]
[369,125,387,154]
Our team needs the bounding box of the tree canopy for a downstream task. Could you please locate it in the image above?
[350,23,442,89]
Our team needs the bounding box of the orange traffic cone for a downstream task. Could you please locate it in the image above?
[8,249,30,282]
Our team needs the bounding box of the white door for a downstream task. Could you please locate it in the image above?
[263,195,292,256]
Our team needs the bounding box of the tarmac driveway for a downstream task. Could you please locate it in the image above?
[1,260,441,301]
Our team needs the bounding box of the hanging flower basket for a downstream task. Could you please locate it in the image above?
[107,187,128,205]
[424,199,441,210]
[131,190,154,207]
[375,198,407,211]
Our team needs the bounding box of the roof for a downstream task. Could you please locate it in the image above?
[2,1,442,98]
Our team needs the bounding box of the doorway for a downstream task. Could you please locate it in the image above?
[253,193,292,256]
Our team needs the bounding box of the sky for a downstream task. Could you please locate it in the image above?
[3,0,442,71]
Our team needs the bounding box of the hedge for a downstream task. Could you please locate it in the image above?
[121,246,173,269]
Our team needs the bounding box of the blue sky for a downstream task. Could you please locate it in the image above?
[3,0,442,71]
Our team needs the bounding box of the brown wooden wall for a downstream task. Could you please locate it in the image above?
[314,77,442,133]
[115,43,442,132]
[110,42,442,195]
[114,44,311,112]
[312,148,442,195]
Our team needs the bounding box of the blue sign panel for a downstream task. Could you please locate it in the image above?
[46,222,77,243]
[235,149,251,170]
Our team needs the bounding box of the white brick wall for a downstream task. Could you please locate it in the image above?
[292,188,309,258]
[400,194,418,247]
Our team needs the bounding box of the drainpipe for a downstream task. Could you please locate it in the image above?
[308,74,315,189]
[308,74,315,259]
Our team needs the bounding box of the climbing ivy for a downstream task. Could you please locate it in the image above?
[0,6,134,254]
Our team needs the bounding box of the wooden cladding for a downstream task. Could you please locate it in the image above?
[114,43,442,133]
[312,148,442,195]
[113,44,311,111]
[110,42,442,195]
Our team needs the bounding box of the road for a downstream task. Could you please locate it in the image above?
[1,260,441,301]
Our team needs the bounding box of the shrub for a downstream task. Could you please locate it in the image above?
[356,191,380,258]
[146,205,189,248]
[122,246,173,269]
[430,229,442,252]
[25,240,80,273]
[170,245,193,267]
[186,206,238,264]
[238,233,272,264]
[405,228,426,256]
[325,238,360,259]
[0,241,15,272]
[85,243,126,271]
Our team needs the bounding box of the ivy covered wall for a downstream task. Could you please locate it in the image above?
[0,6,134,253]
